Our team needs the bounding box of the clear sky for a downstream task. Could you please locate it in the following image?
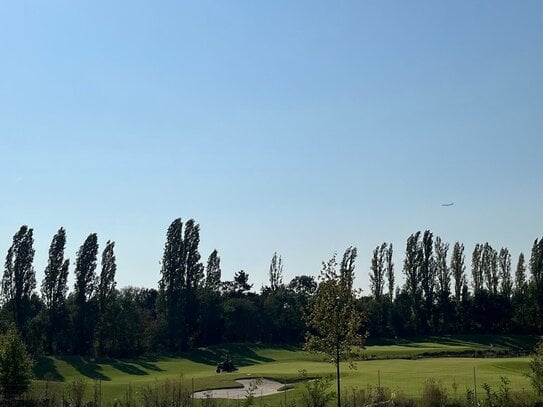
[0,1,542,293]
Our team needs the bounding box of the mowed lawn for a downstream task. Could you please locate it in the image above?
[32,336,537,403]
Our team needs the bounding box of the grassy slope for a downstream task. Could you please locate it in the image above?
[32,336,538,403]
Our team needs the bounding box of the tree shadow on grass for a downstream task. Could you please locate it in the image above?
[366,335,538,352]
[59,356,109,381]
[183,343,277,368]
[111,360,149,376]
[128,357,164,372]
[34,356,64,382]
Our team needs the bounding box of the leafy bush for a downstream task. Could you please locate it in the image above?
[299,373,335,407]
[528,337,543,396]
[66,377,87,407]
[139,378,191,407]
[0,327,33,399]
[343,386,391,407]
[420,379,447,407]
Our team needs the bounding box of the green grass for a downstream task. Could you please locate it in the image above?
[31,335,538,404]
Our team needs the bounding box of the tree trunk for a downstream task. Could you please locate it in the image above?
[336,346,341,407]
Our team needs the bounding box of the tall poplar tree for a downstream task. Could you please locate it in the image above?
[512,252,530,332]
[158,219,185,351]
[420,230,435,333]
[450,242,466,332]
[268,252,284,291]
[2,226,36,336]
[73,233,99,354]
[158,218,203,350]
[434,237,451,332]
[530,237,543,330]
[204,250,221,292]
[369,244,386,301]
[481,243,499,295]
[183,219,204,347]
[96,240,117,355]
[450,242,465,301]
[472,244,483,295]
[201,249,223,345]
[515,253,527,294]
[41,227,70,353]
[370,243,388,334]
[385,243,394,300]
[403,232,422,332]
[435,237,450,301]
[499,247,512,298]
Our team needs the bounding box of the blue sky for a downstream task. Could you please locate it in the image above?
[0,1,542,292]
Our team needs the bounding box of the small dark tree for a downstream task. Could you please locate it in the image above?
[305,248,365,407]
[0,327,33,399]
[288,275,317,299]
[223,271,253,296]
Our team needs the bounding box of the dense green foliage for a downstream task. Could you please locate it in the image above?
[0,327,33,399]
[528,337,543,395]
[305,248,365,407]
[0,219,542,360]
[2,226,36,340]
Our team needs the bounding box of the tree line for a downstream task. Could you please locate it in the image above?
[1,219,542,357]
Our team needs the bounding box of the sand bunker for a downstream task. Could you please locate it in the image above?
[193,378,288,399]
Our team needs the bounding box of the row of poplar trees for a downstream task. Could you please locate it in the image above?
[1,226,118,355]
[0,218,310,355]
[366,230,543,337]
[1,219,543,357]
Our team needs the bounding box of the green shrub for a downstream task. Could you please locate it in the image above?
[139,378,191,407]
[0,327,33,399]
[300,374,335,407]
[528,337,543,396]
[420,379,447,407]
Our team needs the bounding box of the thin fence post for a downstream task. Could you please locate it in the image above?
[284,377,287,406]
[473,366,478,405]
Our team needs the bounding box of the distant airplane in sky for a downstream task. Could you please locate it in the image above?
[441,202,454,207]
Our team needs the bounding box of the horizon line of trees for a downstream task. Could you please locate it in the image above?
[1,219,542,357]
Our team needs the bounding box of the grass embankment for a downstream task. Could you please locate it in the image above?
[32,335,538,403]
